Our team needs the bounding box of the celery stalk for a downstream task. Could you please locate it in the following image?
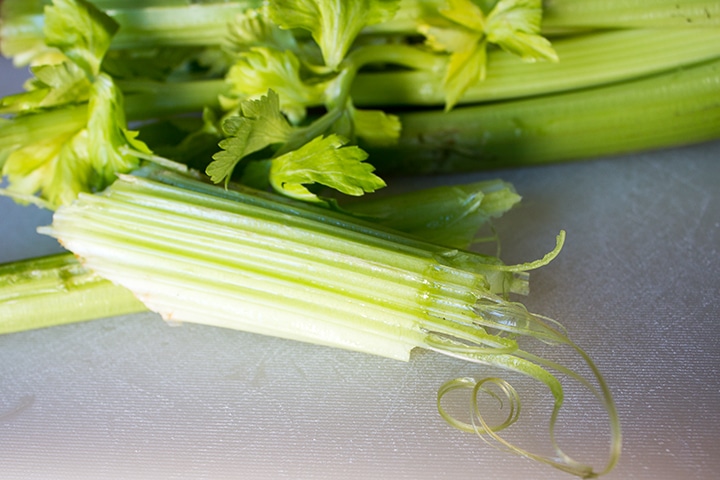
[374,0,720,34]
[105,2,260,50]
[5,0,717,67]
[372,57,720,172]
[0,175,520,333]
[39,169,529,360]
[542,0,720,29]
[0,253,145,334]
[0,0,261,63]
[351,28,720,106]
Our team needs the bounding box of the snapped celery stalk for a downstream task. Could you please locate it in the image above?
[36,167,621,478]
[0,253,146,334]
[0,176,520,334]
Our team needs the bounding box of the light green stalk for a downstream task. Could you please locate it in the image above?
[370,0,720,34]
[5,0,718,66]
[542,0,720,29]
[372,57,720,173]
[38,168,529,360]
[0,253,146,334]
[0,0,261,64]
[0,174,520,333]
[351,28,720,106]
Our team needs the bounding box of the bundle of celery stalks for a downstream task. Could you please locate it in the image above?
[2,0,719,477]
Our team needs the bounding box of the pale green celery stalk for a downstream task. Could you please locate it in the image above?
[0,174,520,334]
[370,57,720,173]
[103,1,260,50]
[370,0,720,34]
[351,28,720,107]
[40,168,532,361]
[0,253,146,335]
[542,0,720,29]
[121,79,228,119]
[37,167,618,477]
[0,0,261,63]
[99,28,720,131]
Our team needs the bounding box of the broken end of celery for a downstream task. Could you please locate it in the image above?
[0,253,147,335]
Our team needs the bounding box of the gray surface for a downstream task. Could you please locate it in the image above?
[2,56,720,479]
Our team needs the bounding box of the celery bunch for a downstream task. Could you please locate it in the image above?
[15,0,717,476]
[2,0,719,208]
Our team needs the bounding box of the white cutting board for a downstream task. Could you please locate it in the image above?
[2,56,720,480]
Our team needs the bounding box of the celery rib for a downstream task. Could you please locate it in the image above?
[0,176,519,337]
[351,28,720,107]
[37,171,529,363]
[0,253,146,335]
[39,172,515,360]
[373,58,720,172]
[543,0,720,29]
[106,3,259,49]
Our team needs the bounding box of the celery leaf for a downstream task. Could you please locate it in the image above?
[2,128,91,208]
[227,47,327,124]
[28,61,91,107]
[347,107,402,147]
[1,75,148,209]
[227,7,298,53]
[486,0,559,62]
[207,90,294,186]
[268,0,400,70]
[420,0,556,109]
[43,0,119,78]
[86,74,149,186]
[270,134,385,203]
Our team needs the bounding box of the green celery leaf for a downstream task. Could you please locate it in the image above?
[438,0,486,32]
[86,74,149,187]
[269,0,400,70]
[207,90,294,186]
[420,0,486,53]
[270,133,385,203]
[43,0,119,78]
[350,107,401,147]
[0,61,91,114]
[2,128,92,208]
[227,47,327,124]
[1,75,148,209]
[419,0,556,109]
[443,41,488,111]
[486,0,558,62]
[346,180,521,249]
[30,61,91,105]
[419,0,488,109]
[227,7,298,53]
[0,89,50,115]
